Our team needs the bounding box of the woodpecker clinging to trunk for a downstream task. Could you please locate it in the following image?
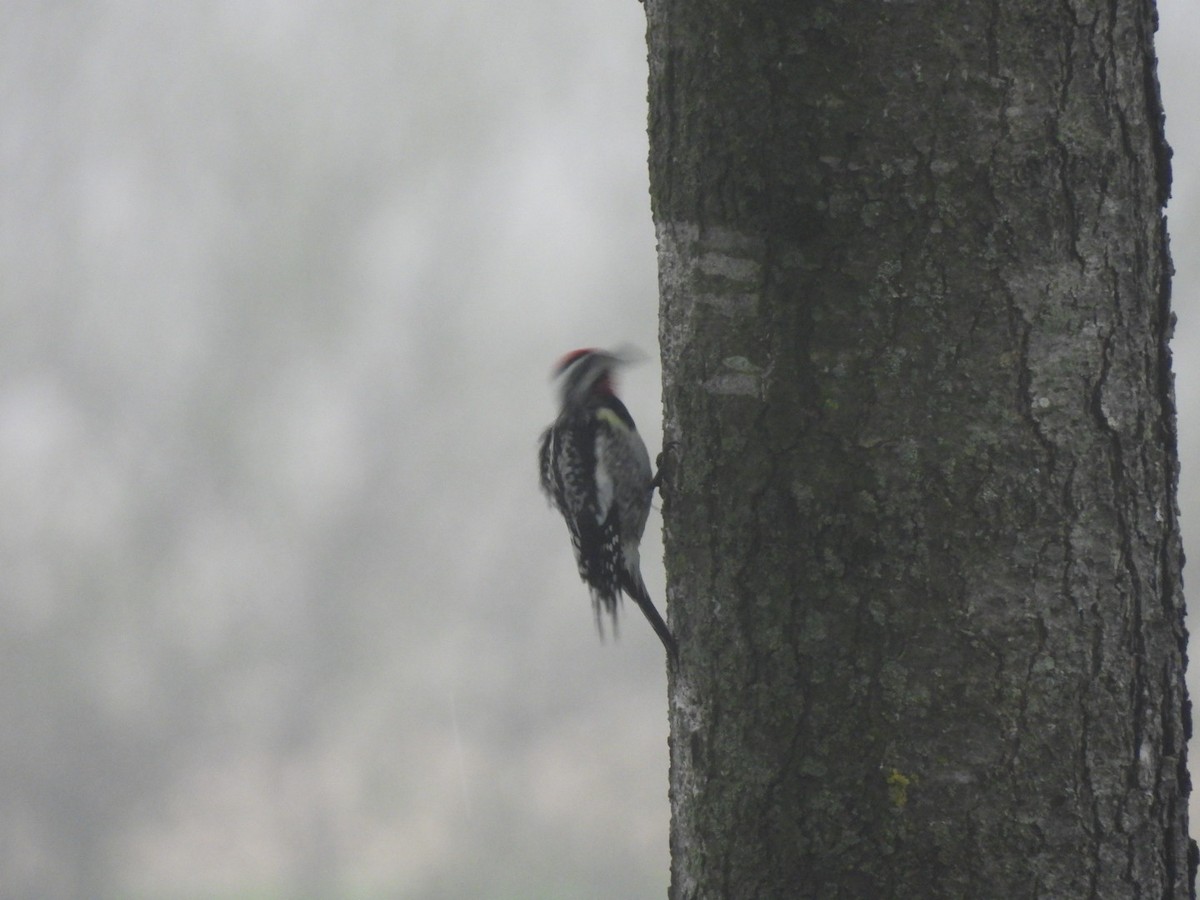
[538,348,677,661]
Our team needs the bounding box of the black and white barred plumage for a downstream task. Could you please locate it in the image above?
[539,348,677,660]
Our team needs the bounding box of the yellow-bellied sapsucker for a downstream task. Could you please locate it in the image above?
[538,348,677,660]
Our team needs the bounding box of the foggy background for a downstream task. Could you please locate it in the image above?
[1,4,1196,898]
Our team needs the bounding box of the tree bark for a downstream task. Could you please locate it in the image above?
[647,1,1190,897]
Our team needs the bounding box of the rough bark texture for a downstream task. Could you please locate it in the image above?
[647,1,1190,897]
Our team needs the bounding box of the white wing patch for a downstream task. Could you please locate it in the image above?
[594,435,614,525]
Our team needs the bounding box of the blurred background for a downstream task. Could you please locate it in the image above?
[0,3,1196,898]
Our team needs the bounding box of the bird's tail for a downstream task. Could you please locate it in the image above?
[621,568,678,663]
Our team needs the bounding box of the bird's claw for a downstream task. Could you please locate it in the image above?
[651,441,680,494]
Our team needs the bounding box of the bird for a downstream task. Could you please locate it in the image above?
[538,348,677,661]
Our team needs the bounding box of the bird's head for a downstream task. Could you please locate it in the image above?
[551,346,643,409]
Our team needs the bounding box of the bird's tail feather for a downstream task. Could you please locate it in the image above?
[621,569,678,663]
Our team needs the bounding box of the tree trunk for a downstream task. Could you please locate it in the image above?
[647,1,1190,897]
